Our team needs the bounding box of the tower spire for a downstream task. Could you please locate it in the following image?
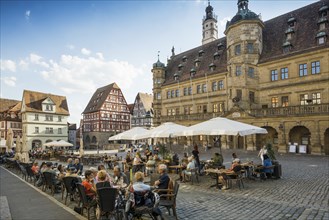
[202,0,218,45]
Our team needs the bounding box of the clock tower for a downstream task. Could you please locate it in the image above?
[202,1,218,45]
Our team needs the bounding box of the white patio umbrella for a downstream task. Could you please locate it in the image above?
[139,122,187,139]
[44,140,73,147]
[175,117,267,136]
[43,140,57,147]
[108,127,149,141]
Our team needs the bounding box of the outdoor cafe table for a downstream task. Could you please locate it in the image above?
[204,168,229,189]
[168,165,185,181]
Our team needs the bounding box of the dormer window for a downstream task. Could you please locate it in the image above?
[174,73,180,81]
[194,59,201,67]
[316,31,327,45]
[46,104,53,111]
[178,64,183,71]
[209,63,216,71]
[213,52,220,60]
[182,56,187,62]
[190,68,196,78]
[287,16,296,27]
[217,43,224,50]
[198,50,205,57]
[282,41,292,53]
[319,4,328,17]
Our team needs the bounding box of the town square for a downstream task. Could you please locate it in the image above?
[0,0,328,219]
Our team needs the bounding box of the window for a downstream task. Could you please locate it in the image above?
[218,80,224,90]
[197,85,202,94]
[212,82,217,91]
[271,70,278,81]
[156,93,161,100]
[46,104,53,111]
[188,87,192,95]
[213,104,218,113]
[175,89,180,97]
[203,105,207,113]
[175,108,180,115]
[235,44,241,55]
[35,127,39,134]
[34,114,39,121]
[299,64,307,76]
[167,91,171,99]
[247,43,254,53]
[58,116,62,122]
[311,61,320,74]
[249,91,255,103]
[282,96,289,107]
[271,97,279,108]
[202,84,207,93]
[312,93,321,104]
[300,94,309,105]
[58,128,62,134]
[281,68,289,79]
[236,89,242,100]
[171,90,175,98]
[183,88,188,96]
[184,106,192,115]
[236,66,242,76]
[248,67,255,78]
[318,37,325,45]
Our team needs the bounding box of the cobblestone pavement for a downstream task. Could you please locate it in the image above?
[10,149,329,220]
[172,150,329,220]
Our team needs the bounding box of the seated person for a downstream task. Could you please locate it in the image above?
[43,162,62,192]
[172,153,179,165]
[154,164,169,190]
[57,164,66,181]
[262,154,273,178]
[181,153,189,168]
[145,156,156,176]
[218,159,242,190]
[65,167,78,177]
[132,153,144,173]
[82,170,96,201]
[96,170,112,189]
[213,153,224,167]
[96,165,113,184]
[31,162,39,174]
[113,166,129,186]
[153,154,161,163]
[132,171,151,192]
[90,167,99,184]
[73,159,83,175]
[66,158,75,170]
[232,153,240,163]
[182,157,196,182]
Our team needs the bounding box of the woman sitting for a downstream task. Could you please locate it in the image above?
[82,170,96,201]
[96,170,112,189]
[133,153,144,173]
[182,157,196,182]
[218,159,242,190]
[57,164,66,181]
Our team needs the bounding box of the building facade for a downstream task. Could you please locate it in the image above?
[20,90,70,150]
[0,99,22,142]
[82,83,131,149]
[68,123,77,148]
[152,0,329,155]
[131,93,154,128]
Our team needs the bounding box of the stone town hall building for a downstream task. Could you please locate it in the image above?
[152,0,329,155]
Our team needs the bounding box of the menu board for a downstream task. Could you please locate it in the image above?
[299,145,307,153]
[289,145,296,153]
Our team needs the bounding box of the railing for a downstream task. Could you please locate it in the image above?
[250,103,329,117]
[160,112,226,122]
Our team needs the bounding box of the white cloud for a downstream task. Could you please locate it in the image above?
[29,53,49,68]
[219,16,231,27]
[81,48,91,55]
[2,76,17,87]
[25,10,31,20]
[19,60,29,70]
[96,52,104,60]
[0,59,16,72]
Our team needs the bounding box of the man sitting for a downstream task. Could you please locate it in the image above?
[218,159,242,190]
[73,159,83,175]
[154,164,169,190]
[113,166,129,186]
[182,157,196,182]
[213,153,223,167]
[262,154,274,179]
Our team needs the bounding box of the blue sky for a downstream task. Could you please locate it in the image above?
[0,0,318,125]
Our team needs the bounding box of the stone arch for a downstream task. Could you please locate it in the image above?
[256,126,278,150]
[32,139,42,149]
[91,136,97,144]
[324,128,329,155]
[289,126,311,153]
[85,135,90,144]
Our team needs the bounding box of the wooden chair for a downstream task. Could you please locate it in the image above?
[227,171,244,190]
[185,168,199,184]
[76,183,96,220]
[159,181,180,220]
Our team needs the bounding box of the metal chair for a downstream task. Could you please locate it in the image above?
[42,172,56,195]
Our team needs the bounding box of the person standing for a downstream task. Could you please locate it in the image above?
[192,145,200,173]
